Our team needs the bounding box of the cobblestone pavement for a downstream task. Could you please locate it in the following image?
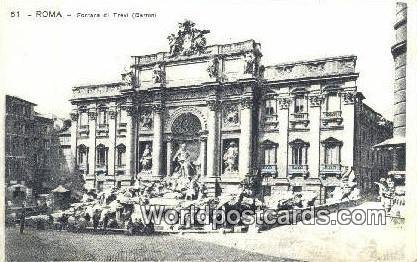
[182,202,407,261]
[5,227,291,261]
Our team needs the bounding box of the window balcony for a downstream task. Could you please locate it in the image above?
[290,113,309,127]
[96,123,109,137]
[260,164,278,177]
[95,164,108,172]
[115,164,126,172]
[262,114,279,129]
[78,163,89,172]
[321,111,343,126]
[117,122,127,133]
[288,164,309,177]
[320,164,342,175]
[97,123,109,131]
[78,125,89,135]
[264,114,278,123]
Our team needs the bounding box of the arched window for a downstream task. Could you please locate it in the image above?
[96,144,108,166]
[116,144,126,167]
[289,139,309,165]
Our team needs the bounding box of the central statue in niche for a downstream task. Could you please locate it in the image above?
[173,143,194,177]
[170,112,203,178]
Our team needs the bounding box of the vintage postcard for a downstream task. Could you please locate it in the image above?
[1,0,416,261]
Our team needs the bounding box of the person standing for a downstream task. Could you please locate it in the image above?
[19,203,26,234]
[93,209,100,231]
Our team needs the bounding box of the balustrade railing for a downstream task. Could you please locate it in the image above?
[320,163,342,174]
[322,111,342,119]
[261,164,278,176]
[288,164,309,174]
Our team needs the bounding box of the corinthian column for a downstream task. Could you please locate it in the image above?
[206,100,220,178]
[166,138,173,176]
[239,97,253,177]
[125,104,137,180]
[199,136,207,177]
[152,103,164,178]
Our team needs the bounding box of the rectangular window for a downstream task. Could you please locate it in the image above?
[292,145,307,165]
[264,146,277,165]
[117,147,126,166]
[326,93,340,111]
[96,147,107,165]
[324,145,340,165]
[98,110,107,125]
[294,97,305,113]
[264,99,276,116]
[78,150,87,164]
[118,108,127,123]
[79,112,88,126]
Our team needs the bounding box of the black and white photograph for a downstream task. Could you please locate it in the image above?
[1,0,416,260]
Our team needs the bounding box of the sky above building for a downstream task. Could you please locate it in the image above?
[1,0,395,120]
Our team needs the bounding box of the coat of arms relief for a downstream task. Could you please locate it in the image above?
[167,20,210,57]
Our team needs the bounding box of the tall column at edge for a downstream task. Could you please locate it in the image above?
[152,103,164,178]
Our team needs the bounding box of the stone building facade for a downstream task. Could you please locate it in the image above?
[5,95,55,205]
[69,21,392,202]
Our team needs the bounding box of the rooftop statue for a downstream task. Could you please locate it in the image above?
[121,66,136,86]
[167,20,210,57]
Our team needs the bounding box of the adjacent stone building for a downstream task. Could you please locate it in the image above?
[5,95,55,205]
[69,21,392,203]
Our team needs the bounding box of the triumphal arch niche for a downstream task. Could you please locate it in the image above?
[132,20,262,195]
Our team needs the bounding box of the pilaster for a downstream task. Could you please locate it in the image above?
[308,93,324,179]
[125,103,137,180]
[277,97,291,178]
[108,109,117,179]
[341,90,357,168]
[87,109,97,179]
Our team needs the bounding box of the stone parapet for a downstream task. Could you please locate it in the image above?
[131,40,261,67]
[264,55,357,82]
